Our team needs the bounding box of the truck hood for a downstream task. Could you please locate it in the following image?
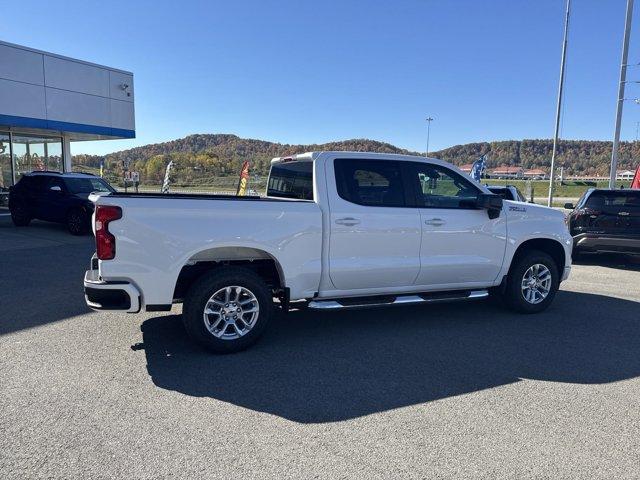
[503,200,567,223]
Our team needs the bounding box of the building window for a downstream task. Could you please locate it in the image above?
[0,132,11,207]
[11,134,63,181]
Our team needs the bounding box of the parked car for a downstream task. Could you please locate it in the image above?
[84,152,572,353]
[487,185,527,202]
[9,171,115,235]
[565,188,640,257]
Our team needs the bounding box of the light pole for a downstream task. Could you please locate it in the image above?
[426,117,434,157]
[609,0,635,189]
[548,0,571,207]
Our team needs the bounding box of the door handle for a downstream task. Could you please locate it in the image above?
[335,217,361,226]
[424,218,445,226]
[618,211,630,216]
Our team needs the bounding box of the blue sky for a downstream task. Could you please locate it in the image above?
[3,0,640,155]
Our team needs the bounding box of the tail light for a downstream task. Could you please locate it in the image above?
[95,205,122,260]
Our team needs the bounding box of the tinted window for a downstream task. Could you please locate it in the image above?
[267,161,313,200]
[28,176,51,192]
[335,159,405,207]
[411,163,479,208]
[585,191,640,210]
[64,177,114,194]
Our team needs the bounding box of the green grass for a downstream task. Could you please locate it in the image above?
[482,179,628,200]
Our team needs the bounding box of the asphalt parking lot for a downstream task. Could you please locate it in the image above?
[1,217,640,479]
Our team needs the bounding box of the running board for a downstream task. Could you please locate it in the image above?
[307,290,489,310]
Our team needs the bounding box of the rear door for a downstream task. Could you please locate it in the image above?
[326,158,421,290]
[25,175,48,218]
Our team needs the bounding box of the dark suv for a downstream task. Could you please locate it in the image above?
[9,172,115,235]
[565,188,640,257]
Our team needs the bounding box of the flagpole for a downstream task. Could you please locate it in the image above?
[425,117,434,157]
[548,0,571,207]
[609,0,635,189]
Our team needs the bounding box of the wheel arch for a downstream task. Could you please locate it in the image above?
[173,246,286,302]
[510,237,566,274]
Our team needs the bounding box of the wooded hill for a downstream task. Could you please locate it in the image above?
[73,134,639,185]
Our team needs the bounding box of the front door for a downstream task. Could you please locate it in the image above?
[407,162,507,288]
[327,158,421,291]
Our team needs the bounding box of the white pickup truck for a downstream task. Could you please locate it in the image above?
[84,152,572,353]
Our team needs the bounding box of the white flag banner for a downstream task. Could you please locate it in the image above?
[161,160,174,193]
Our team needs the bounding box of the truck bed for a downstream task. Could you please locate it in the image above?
[106,192,310,202]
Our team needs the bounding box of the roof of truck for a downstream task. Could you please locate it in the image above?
[270,151,442,164]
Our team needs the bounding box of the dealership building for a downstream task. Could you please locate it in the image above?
[0,40,135,197]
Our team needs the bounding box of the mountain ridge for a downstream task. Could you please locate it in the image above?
[73,134,640,182]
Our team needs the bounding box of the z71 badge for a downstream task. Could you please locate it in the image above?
[509,205,527,213]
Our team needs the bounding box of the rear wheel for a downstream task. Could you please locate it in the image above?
[67,208,89,235]
[182,267,273,353]
[504,250,559,314]
[10,202,31,227]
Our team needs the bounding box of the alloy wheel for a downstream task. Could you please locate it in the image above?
[521,263,552,304]
[202,286,260,340]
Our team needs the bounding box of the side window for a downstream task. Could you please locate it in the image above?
[411,163,479,208]
[335,159,406,207]
[29,176,49,192]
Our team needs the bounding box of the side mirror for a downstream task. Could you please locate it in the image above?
[477,193,503,210]
[477,193,503,219]
[564,202,574,209]
[50,185,62,193]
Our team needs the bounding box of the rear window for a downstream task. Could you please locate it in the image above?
[585,191,640,209]
[267,161,313,200]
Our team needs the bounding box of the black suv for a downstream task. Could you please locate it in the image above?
[565,188,640,257]
[9,172,115,235]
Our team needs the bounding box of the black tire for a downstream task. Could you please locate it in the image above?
[571,249,583,262]
[67,208,89,235]
[182,267,273,353]
[10,202,31,227]
[503,249,559,314]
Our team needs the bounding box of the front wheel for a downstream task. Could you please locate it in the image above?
[182,267,273,353]
[504,250,559,314]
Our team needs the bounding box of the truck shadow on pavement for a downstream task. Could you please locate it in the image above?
[141,290,640,423]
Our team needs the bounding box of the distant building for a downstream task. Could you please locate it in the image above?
[617,170,636,181]
[523,168,548,180]
[489,166,524,179]
[458,163,474,173]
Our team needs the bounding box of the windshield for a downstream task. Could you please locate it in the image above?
[267,161,313,200]
[64,177,115,194]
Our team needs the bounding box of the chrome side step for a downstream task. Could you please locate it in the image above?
[307,290,488,310]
